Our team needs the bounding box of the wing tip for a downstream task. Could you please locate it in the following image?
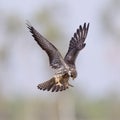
[86,22,90,31]
[79,22,90,30]
[26,20,33,31]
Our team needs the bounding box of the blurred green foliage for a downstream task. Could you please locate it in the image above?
[0,96,120,120]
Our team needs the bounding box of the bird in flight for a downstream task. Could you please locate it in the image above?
[27,22,89,92]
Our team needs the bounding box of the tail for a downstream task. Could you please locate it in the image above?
[37,78,55,91]
[37,77,73,92]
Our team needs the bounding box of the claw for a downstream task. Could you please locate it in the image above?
[68,83,74,87]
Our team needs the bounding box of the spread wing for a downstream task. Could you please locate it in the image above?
[64,23,89,66]
[27,23,65,69]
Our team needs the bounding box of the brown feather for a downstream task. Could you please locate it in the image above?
[64,23,89,66]
[37,73,73,92]
[37,78,55,91]
[26,22,65,69]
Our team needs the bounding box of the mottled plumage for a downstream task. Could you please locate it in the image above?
[27,22,89,92]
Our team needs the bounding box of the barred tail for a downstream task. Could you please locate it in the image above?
[37,77,73,92]
[37,78,55,91]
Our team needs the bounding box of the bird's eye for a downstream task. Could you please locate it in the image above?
[71,74,73,77]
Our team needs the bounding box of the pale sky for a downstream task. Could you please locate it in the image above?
[1,0,119,100]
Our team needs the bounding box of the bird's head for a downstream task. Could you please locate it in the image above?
[69,69,77,80]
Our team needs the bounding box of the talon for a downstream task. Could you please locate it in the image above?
[68,83,74,87]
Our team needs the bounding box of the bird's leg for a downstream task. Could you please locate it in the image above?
[54,75,62,87]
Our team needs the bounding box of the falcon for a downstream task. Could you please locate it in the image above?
[27,22,89,92]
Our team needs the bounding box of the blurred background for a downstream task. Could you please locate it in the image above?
[0,0,120,120]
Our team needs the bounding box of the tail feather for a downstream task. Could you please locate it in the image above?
[37,78,55,91]
[37,76,73,92]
